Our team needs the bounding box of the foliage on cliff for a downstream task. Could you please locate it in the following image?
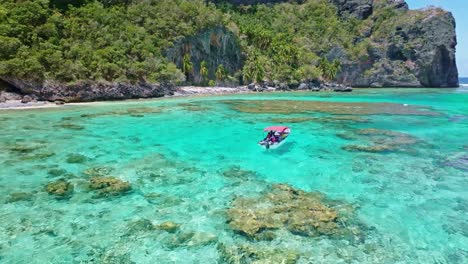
[0,0,223,84]
[0,0,458,87]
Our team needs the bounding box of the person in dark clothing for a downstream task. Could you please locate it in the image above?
[264,130,274,142]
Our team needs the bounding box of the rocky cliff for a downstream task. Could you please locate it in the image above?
[1,78,174,103]
[212,0,459,88]
[328,0,458,87]
[165,27,243,84]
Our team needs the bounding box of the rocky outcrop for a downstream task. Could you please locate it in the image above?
[211,0,298,5]
[89,176,132,197]
[414,11,458,87]
[329,0,374,19]
[165,27,243,84]
[0,78,175,102]
[332,2,458,87]
[45,179,74,199]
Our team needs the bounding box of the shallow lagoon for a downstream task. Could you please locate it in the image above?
[0,88,467,263]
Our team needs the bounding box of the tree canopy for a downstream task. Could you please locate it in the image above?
[0,0,385,85]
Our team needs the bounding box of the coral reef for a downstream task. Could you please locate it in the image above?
[444,153,468,171]
[84,166,114,177]
[227,184,359,240]
[45,179,74,199]
[222,166,257,179]
[89,176,131,197]
[5,192,34,203]
[55,123,85,130]
[177,102,210,112]
[66,153,89,164]
[156,221,181,233]
[217,243,299,264]
[342,128,419,153]
[269,115,369,124]
[223,100,440,116]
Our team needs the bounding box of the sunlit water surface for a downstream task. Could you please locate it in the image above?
[0,88,467,263]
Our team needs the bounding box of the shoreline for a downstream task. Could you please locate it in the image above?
[0,86,255,110]
[1,85,466,110]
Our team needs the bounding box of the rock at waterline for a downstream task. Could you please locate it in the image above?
[21,95,33,104]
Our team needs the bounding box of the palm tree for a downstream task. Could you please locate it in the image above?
[330,59,341,80]
[182,54,193,82]
[215,64,226,84]
[243,58,265,84]
[318,57,341,80]
[199,60,209,85]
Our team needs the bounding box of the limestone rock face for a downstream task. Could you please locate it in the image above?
[211,0,298,5]
[329,0,374,19]
[333,3,458,88]
[165,27,243,84]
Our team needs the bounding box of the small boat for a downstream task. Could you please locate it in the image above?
[258,126,291,150]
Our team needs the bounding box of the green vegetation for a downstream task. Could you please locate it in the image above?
[200,60,209,84]
[0,0,409,86]
[215,64,226,84]
[0,0,223,84]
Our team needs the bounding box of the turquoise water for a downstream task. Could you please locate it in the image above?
[0,88,467,263]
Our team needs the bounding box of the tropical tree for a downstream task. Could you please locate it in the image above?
[182,53,193,82]
[215,64,226,84]
[243,55,266,84]
[199,60,209,85]
[318,58,341,80]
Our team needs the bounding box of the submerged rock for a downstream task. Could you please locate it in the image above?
[342,128,419,153]
[45,179,74,199]
[342,144,394,153]
[222,166,257,179]
[157,221,180,233]
[5,192,34,203]
[55,123,85,130]
[89,176,131,197]
[66,153,88,164]
[186,232,217,247]
[227,184,356,240]
[47,168,68,177]
[444,154,468,171]
[84,166,114,177]
[8,144,40,154]
[126,219,155,234]
[217,243,299,264]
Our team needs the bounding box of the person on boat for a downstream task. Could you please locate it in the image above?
[274,132,281,143]
[270,134,277,143]
[263,130,274,142]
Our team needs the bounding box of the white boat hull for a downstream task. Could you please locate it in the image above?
[258,136,289,150]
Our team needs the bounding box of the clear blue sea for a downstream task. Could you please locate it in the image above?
[460,77,468,87]
[0,88,467,263]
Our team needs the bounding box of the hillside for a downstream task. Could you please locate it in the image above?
[0,0,459,101]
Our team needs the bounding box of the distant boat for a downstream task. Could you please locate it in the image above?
[258,126,291,150]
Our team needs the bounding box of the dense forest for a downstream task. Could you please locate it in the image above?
[0,0,458,89]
